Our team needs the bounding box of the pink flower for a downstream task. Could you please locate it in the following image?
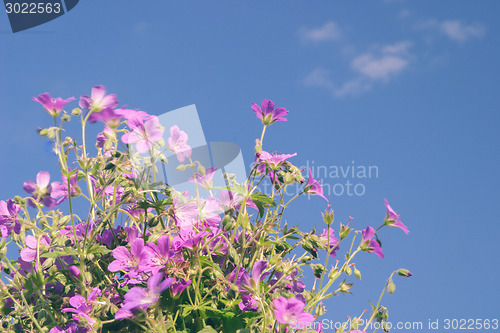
[304,168,328,202]
[384,199,409,234]
[122,116,164,154]
[257,151,297,171]
[252,99,288,125]
[361,226,384,259]
[168,125,192,163]
[189,167,217,190]
[79,85,118,111]
[33,93,75,117]
[23,171,61,209]
[0,199,21,238]
[273,296,314,328]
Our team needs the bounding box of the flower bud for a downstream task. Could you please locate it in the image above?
[328,267,338,280]
[339,281,353,293]
[397,269,412,277]
[354,267,362,280]
[254,139,262,155]
[387,279,396,295]
[300,256,313,263]
[61,114,71,123]
[69,266,80,278]
[339,223,352,239]
[38,128,49,137]
[313,264,325,278]
[71,108,82,116]
[322,206,334,226]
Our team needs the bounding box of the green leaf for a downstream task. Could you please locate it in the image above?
[198,326,217,333]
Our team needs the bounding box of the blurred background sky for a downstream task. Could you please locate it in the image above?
[1,1,499,331]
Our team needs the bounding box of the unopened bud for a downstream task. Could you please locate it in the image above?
[354,267,362,280]
[61,114,71,123]
[300,256,312,263]
[339,281,353,292]
[339,223,352,239]
[71,108,82,116]
[313,264,325,278]
[322,206,334,225]
[387,279,396,295]
[397,269,412,277]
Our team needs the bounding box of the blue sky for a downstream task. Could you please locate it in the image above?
[1,1,499,331]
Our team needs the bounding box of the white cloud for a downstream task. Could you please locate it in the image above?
[303,41,412,98]
[299,21,342,43]
[303,67,336,91]
[351,41,411,80]
[303,68,371,98]
[413,19,485,43]
[439,20,485,42]
[351,54,408,80]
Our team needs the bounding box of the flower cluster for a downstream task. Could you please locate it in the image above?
[0,88,411,333]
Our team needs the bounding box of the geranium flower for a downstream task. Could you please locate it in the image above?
[140,236,174,273]
[79,85,118,111]
[61,288,101,327]
[20,235,51,262]
[172,198,199,231]
[33,93,75,117]
[361,226,384,259]
[305,168,328,202]
[23,171,61,208]
[51,168,80,202]
[319,227,339,257]
[171,279,192,296]
[108,238,146,278]
[384,199,409,234]
[115,273,174,319]
[168,125,192,162]
[0,199,21,238]
[122,116,164,154]
[252,99,288,125]
[189,167,217,190]
[273,296,314,327]
[257,151,297,171]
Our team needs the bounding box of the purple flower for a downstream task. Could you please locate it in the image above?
[115,273,174,319]
[252,99,288,125]
[51,168,80,202]
[88,107,123,126]
[33,93,75,117]
[189,167,217,190]
[384,199,409,234]
[79,85,118,111]
[0,199,21,238]
[273,296,314,327]
[140,236,174,273]
[108,238,145,276]
[61,288,101,327]
[197,197,222,228]
[257,151,297,171]
[122,116,164,154]
[181,230,209,251]
[168,125,192,162]
[361,226,384,259]
[23,171,61,208]
[114,107,152,122]
[171,279,191,296]
[20,235,51,262]
[236,260,269,291]
[320,227,339,257]
[305,168,328,201]
[172,198,199,231]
